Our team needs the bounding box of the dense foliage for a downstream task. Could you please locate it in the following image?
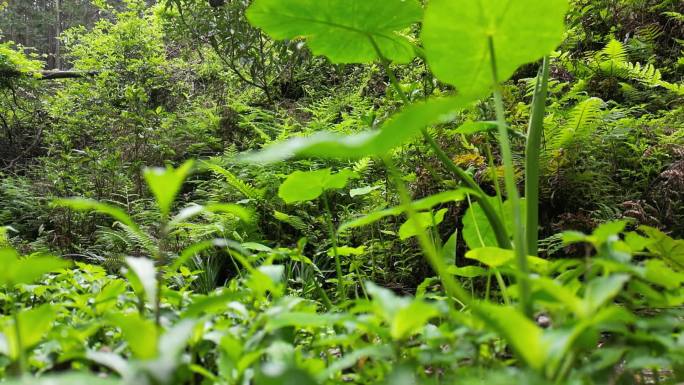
[0,0,683,384]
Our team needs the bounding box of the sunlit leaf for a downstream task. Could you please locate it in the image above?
[143,160,194,218]
[124,257,157,307]
[452,121,498,135]
[0,249,70,287]
[1,373,120,385]
[466,247,514,268]
[390,300,439,340]
[398,208,448,240]
[278,169,357,204]
[246,0,422,64]
[350,185,381,197]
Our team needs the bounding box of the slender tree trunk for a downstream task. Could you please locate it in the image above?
[55,0,62,69]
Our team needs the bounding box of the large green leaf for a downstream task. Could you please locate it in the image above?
[390,300,439,340]
[462,198,523,250]
[241,96,469,164]
[278,169,357,204]
[246,0,422,64]
[462,199,498,249]
[422,0,569,99]
[466,247,514,268]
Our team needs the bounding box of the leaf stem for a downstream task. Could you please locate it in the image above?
[322,194,345,301]
[487,36,532,318]
[13,307,26,376]
[525,56,550,256]
[369,35,510,249]
[384,157,470,306]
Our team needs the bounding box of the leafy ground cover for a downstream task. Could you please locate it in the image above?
[0,0,683,384]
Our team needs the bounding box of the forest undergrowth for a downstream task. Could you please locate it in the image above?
[0,0,683,384]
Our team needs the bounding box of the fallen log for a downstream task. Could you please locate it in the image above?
[38,70,99,80]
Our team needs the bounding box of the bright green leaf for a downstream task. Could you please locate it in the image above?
[278,169,357,204]
[246,0,422,64]
[107,312,158,360]
[0,249,70,287]
[476,303,549,370]
[466,247,514,268]
[583,274,630,313]
[398,208,447,240]
[143,160,194,218]
[3,304,57,360]
[1,373,120,385]
[422,0,569,99]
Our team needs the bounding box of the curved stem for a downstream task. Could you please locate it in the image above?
[384,157,470,307]
[487,36,532,318]
[525,56,550,256]
[369,35,510,249]
[422,133,511,249]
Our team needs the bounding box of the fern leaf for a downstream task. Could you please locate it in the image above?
[548,97,605,152]
[207,164,264,201]
[273,210,309,232]
[601,39,628,63]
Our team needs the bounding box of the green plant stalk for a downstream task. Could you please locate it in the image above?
[422,133,511,249]
[487,36,532,318]
[322,194,346,301]
[12,308,26,376]
[384,157,471,306]
[155,221,169,327]
[493,270,510,305]
[369,35,510,249]
[525,56,550,256]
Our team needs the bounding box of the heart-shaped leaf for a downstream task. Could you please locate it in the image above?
[422,0,569,99]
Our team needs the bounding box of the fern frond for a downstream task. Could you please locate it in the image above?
[635,24,663,44]
[600,39,628,63]
[658,81,684,96]
[207,164,265,201]
[662,11,684,23]
[625,62,662,84]
[548,97,605,152]
[273,210,309,232]
[353,158,373,174]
